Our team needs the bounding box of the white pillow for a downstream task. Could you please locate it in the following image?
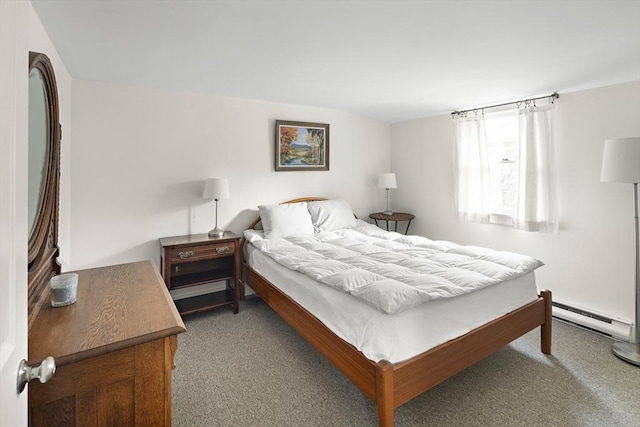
[258,202,315,239]
[307,199,357,232]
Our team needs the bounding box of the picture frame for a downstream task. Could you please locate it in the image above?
[275,120,330,171]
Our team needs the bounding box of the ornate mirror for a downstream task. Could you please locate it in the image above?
[27,51,61,328]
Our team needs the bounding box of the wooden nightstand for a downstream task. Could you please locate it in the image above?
[369,212,415,235]
[159,231,241,316]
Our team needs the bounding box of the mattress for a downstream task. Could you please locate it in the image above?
[246,243,539,364]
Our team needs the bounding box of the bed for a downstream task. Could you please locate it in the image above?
[240,197,552,426]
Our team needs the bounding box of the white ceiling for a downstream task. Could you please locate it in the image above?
[31,0,640,123]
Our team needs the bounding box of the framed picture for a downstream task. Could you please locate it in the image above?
[275,120,330,171]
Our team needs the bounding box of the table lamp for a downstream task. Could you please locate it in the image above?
[378,173,397,215]
[203,178,230,238]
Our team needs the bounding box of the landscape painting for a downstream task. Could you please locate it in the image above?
[275,120,330,171]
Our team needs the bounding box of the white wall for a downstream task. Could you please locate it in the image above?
[391,81,640,324]
[70,80,390,270]
[28,2,72,269]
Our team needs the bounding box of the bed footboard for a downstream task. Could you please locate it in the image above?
[242,256,552,427]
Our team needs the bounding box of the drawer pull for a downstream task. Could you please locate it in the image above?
[178,250,194,259]
[216,246,230,254]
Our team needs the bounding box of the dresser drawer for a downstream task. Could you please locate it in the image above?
[169,241,235,262]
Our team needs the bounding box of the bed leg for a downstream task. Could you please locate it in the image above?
[376,360,394,427]
[540,289,552,355]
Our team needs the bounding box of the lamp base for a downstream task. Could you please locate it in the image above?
[208,227,225,238]
[612,341,640,366]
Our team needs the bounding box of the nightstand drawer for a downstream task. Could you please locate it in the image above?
[170,241,236,263]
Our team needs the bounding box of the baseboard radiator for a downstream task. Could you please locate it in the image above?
[170,281,227,300]
[552,301,631,341]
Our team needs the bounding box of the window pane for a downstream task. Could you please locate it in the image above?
[485,111,518,216]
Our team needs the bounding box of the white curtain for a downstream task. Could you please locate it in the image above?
[453,113,491,223]
[513,104,558,233]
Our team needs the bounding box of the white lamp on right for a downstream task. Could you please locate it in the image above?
[378,173,397,215]
[601,137,640,366]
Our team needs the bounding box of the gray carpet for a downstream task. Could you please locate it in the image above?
[172,297,639,427]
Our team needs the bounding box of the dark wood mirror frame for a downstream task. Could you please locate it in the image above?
[28,51,61,329]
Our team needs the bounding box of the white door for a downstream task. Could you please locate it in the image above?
[0,1,29,425]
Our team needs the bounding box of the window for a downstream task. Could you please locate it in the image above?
[453,101,558,233]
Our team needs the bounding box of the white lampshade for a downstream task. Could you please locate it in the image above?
[378,173,397,189]
[601,137,640,183]
[203,178,230,200]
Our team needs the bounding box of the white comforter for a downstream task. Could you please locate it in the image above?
[244,220,543,314]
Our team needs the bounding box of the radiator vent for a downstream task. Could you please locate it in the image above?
[170,280,227,300]
[552,302,631,341]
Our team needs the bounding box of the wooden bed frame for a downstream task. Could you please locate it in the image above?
[240,197,552,426]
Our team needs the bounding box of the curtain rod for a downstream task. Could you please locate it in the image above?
[451,92,559,117]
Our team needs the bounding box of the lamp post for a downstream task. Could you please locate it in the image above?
[601,137,640,366]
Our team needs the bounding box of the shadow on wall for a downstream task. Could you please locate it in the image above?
[229,208,261,233]
[155,180,209,224]
[87,240,162,271]
[161,182,268,235]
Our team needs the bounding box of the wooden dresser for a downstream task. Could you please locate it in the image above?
[28,261,186,426]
